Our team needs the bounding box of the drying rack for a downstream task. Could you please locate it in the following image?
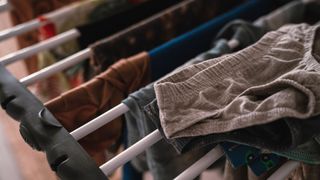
[0,58,299,179]
[0,0,302,179]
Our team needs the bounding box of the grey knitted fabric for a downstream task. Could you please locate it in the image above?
[254,0,320,31]
[121,40,232,179]
[154,24,320,139]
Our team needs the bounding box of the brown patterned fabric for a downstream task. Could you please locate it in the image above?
[9,0,81,73]
[90,0,242,74]
[45,52,151,165]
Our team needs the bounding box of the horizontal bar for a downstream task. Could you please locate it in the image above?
[70,103,129,140]
[267,161,300,180]
[20,48,90,86]
[174,145,224,180]
[44,2,80,23]
[0,19,40,41]
[100,130,162,175]
[0,29,80,65]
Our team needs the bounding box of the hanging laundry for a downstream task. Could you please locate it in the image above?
[9,0,81,73]
[119,1,280,179]
[146,25,320,180]
[36,0,107,101]
[143,0,320,147]
[153,24,320,139]
[45,52,151,165]
[254,0,320,32]
[5,0,320,179]
[141,1,320,177]
[194,20,267,61]
[75,0,182,50]
[42,0,250,174]
[148,0,279,81]
[230,2,320,178]
[123,84,209,180]
[89,0,243,74]
[35,0,140,102]
[143,17,287,153]
[148,86,320,158]
[146,25,320,170]
[124,40,234,178]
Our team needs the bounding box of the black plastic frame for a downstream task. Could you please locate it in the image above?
[0,63,107,180]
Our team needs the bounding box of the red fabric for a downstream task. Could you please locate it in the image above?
[38,16,57,40]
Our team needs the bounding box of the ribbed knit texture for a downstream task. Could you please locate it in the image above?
[154,24,320,138]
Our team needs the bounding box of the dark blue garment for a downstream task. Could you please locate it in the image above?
[149,0,277,81]
[220,142,285,176]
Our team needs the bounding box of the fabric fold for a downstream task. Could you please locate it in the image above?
[45,52,151,165]
[154,24,320,139]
